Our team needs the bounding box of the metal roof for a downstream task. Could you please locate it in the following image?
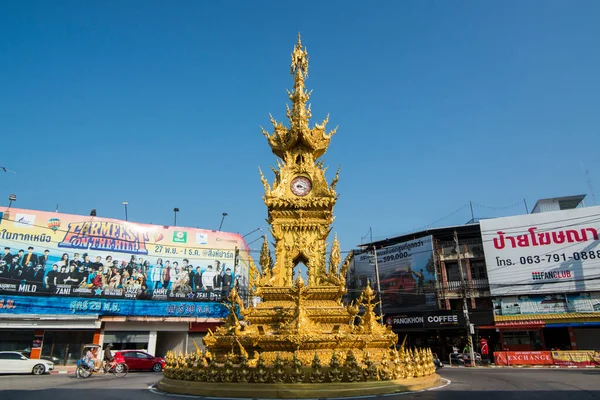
[358,222,481,249]
[531,194,586,213]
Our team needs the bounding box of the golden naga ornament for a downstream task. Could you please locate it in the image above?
[160,35,437,393]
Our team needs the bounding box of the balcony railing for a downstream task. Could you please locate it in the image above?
[438,278,489,291]
[437,240,485,261]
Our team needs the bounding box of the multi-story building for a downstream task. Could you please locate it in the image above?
[480,196,600,355]
[0,207,251,364]
[351,195,600,363]
[352,224,495,362]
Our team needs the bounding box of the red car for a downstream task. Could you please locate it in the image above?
[114,351,165,372]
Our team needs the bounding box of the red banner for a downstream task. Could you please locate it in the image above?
[494,351,553,365]
[552,351,600,366]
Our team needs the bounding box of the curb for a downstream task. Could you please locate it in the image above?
[50,370,75,374]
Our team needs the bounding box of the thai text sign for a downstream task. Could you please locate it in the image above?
[0,294,228,318]
[493,351,553,366]
[0,208,250,306]
[480,206,600,296]
[552,350,600,366]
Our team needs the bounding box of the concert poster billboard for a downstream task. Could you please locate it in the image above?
[352,236,437,314]
[0,208,250,310]
[480,206,600,296]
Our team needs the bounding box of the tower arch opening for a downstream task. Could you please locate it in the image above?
[292,254,309,284]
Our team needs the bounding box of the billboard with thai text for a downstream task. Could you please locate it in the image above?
[0,294,228,318]
[0,208,250,307]
[351,236,436,313]
[480,206,600,296]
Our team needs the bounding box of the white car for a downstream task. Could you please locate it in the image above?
[0,351,54,375]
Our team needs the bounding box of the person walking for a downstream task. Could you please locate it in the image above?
[480,337,489,365]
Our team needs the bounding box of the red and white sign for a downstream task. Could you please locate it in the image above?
[552,350,600,366]
[480,206,600,295]
[494,351,553,365]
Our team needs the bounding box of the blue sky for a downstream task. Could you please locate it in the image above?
[1,1,599,254]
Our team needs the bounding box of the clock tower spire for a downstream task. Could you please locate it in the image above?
[259,34,340,287]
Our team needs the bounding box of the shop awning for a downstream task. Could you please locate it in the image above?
[496,312,600,324]
[496,312,600,321]
[0,314,101,329]
[484,312,600,329]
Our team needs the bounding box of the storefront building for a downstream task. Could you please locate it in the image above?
[480,197,600,354]
[0,207,252,364]
[354,196,599,361]
[0,294,227,364]
[355,224,495,362]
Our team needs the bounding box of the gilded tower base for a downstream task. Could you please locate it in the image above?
[158,281,441,398]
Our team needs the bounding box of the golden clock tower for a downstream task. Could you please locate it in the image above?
[160,37,438,396]
[258,34,340,287]
[189,35,437,378]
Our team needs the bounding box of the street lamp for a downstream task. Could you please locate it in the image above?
[123,201,129,221]
[7,194,16,209]
[173,207,179,226]
[218,212,228,231]
[247,234,266,246]
[243,227,263,238]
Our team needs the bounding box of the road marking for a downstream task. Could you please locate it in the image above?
[380,378,451,397]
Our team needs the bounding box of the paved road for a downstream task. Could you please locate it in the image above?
[0,368,599,399]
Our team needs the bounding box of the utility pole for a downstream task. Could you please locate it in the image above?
[454,230,475,367]
[372,246,384,325]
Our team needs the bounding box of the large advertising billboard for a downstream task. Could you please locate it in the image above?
[352,236,436,313]
[480,206,600,296]
[0,208,250,316]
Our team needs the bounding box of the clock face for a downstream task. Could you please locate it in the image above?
[290,176,312,197]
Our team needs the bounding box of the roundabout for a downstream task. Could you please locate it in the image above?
[156,374,442,398]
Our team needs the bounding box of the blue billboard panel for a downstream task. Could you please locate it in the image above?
[0,294,228,318]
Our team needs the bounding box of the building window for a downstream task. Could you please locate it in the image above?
[470,261,487,280]
[446,263,460,281]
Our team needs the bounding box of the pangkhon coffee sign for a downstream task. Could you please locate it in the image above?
[386,311,464,329]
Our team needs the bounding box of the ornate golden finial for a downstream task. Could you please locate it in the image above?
[328,234,341,279]
[261,35,336,161]
[330,166,341,191]
[291,33,309,79]
[338,250,354,289]
[247,258,260,295]
[356,280,384,334]
[258,167,271,194]
[258,235,273,286]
